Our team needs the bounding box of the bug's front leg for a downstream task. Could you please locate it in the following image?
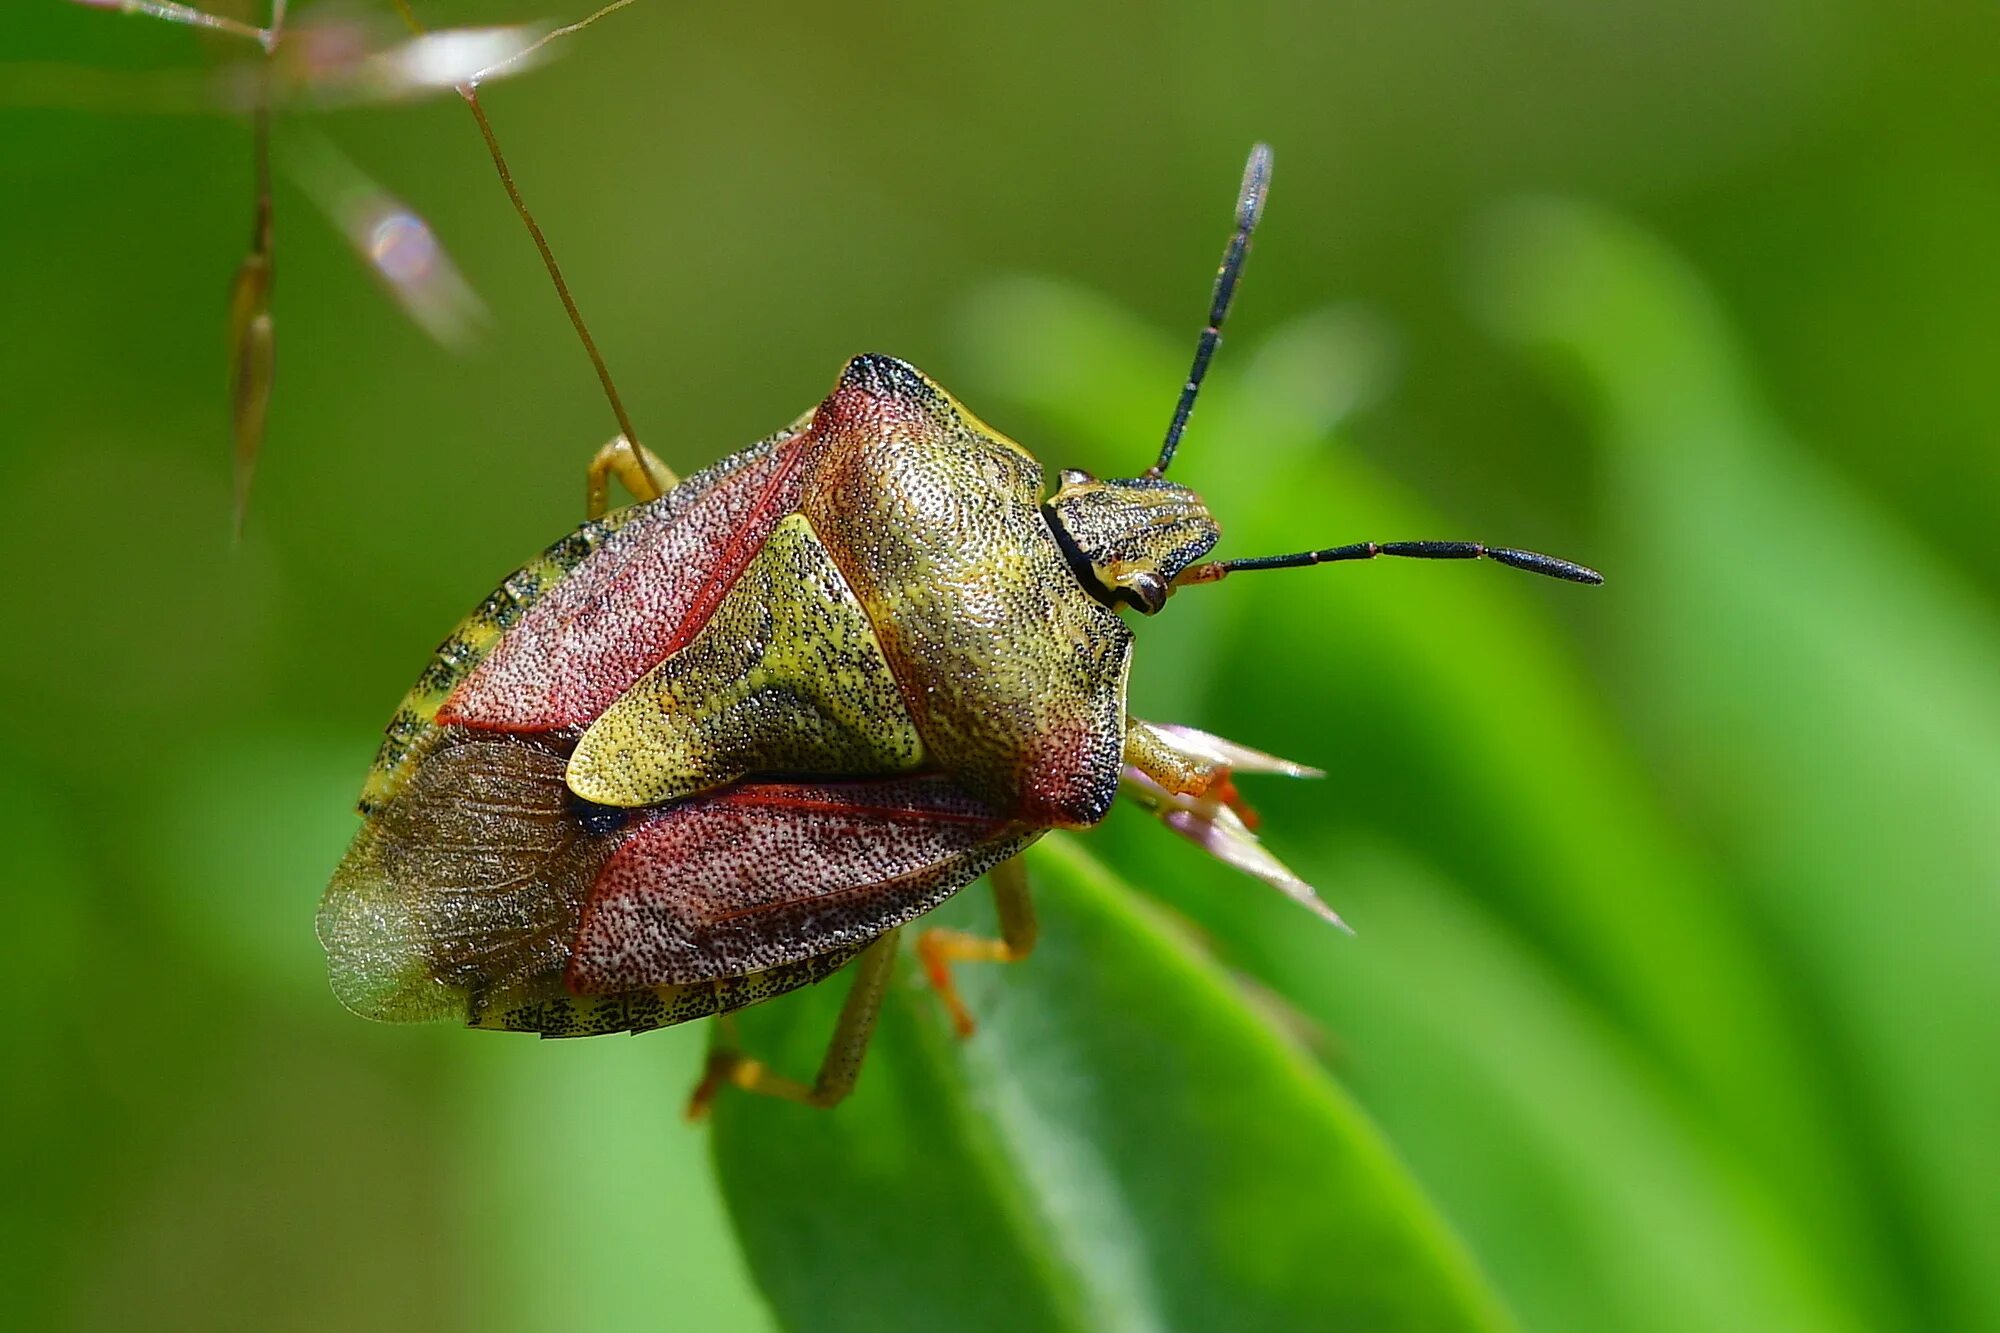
[686,928,901,1118]
[1121,716,1328,825]
[585,434,680,518]
[916,856,1036,1039]
[1122,717,1262,819]
[1121,719,1347,930]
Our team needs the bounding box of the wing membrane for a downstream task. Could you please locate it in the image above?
[318,734,618,1022]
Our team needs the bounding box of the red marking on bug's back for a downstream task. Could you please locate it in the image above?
[712,784,1004,828]
[653,452,805,654]
[564,776,1014,992]
[440,433,826,731]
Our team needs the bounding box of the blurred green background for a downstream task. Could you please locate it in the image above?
[5,1,1999,1329]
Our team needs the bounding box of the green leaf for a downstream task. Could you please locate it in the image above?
[952,277,1876,1329]
[1247,839,1861,1333]
[712,836,1513,1333]
[1474,197,2000,1331]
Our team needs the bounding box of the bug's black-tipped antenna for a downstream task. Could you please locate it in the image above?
[1175,540,1605,587]
[1147,143,1272,479]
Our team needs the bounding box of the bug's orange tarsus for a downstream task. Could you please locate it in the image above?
[916,857,1036,1040]
[918,933,992,1038]
[1211,773,1260,830]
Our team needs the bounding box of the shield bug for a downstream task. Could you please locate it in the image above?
[317,142,1602,1116]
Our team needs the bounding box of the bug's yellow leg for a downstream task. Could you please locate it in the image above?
[585,434,679,518]
[1121,717,1319,826]
[685,928,901,1119]
[918,856,1036,1039]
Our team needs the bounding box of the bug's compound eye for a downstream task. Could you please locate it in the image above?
[1120,570,1170,615]
[1059,468,1095,489]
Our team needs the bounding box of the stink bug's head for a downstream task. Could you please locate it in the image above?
[1046,470,1218,614]
[1076,143,1604,609]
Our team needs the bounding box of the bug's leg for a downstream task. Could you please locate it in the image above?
[685,928,901,1119]
[585,435,680,518]
[1120,719,1345,930]
[917,856,1036,1039]
[1121,717,1318,824]
[1123,716,1247,816]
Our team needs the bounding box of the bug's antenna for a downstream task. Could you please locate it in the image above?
[387,0,644,455]
[1147,142,1272,479]
[1174,540,1604,587]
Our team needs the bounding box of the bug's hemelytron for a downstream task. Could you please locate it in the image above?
[318,144,1600,1114]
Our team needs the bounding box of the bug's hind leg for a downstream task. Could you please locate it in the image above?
[917,856,1036,1039]
[585,435,680,518]
[685,928,901,1118]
